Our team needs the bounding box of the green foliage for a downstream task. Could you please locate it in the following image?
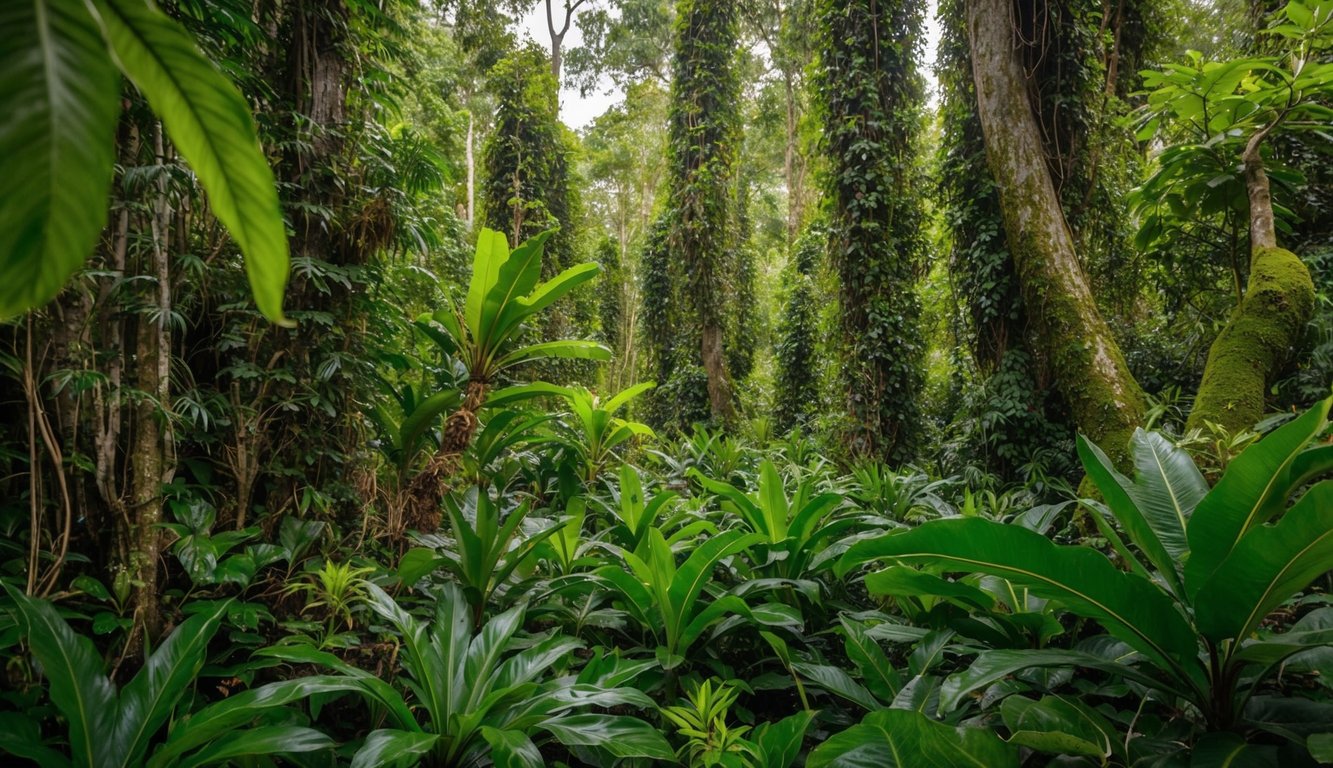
[595,237,624,355]
[0,0,288,323]
[773,226,823,434]
[815,0,928,462]
[841,396,1333,757]
[1,587,332,767]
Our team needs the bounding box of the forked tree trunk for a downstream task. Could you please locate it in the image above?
[967,0,1145,467]
[1185,140,1315,435]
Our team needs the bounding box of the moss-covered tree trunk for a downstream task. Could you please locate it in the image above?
[1185,140,1315,435]
[966,0,1145,467]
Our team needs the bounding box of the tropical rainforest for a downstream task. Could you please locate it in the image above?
[3,0,1333,765]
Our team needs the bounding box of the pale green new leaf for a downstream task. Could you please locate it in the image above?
[90,0,290,324]
[0,0,119,320]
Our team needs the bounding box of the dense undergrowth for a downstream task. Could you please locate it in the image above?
[3,232,1332,768]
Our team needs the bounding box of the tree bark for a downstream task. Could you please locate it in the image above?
[1185,141,1315,435]
[967,0,1145,467]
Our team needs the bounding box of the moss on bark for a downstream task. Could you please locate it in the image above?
[1186,246,1315,435]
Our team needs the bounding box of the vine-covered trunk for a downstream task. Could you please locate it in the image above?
[966,0,1145,467]
[701,324,735,423]
[1185,142,1315,435]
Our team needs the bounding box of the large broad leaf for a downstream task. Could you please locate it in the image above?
[839,519,1206,688]
[479,727,542,768]
[664,529,765,648]
[939,648,1181,713]
[806,708,1020,768]
[1185,398,1331,598]
[4,585,117,768]
[0,711,73,768]
[465,228,510,336]
[1001,695,1116,760]
[1194,481,1333,644]
[396,389,461,469]
[89,0,289,324]
[479,230,552,345]
[493,339,611,371]
[750,710,814,768]
[114,602,229,767]
[349,730,439,768]
[505,262,601,321]
[540,714,675,759]
[0,0,119,319]
[173,725,333,768]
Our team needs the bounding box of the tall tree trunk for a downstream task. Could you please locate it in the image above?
[466,110,475,226]
[130,125,176,645]
[1185,139,1315,435]
[967,0,1145,467]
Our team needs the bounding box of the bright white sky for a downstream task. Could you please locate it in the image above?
[517,1,944,131]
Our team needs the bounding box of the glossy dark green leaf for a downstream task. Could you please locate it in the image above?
[806,708,1019,768]
[349,730,439,768]
[0,0,119,319]
[174,726,333,768]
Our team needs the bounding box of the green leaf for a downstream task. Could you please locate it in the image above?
[1190,732,1278,767]
[480,727,542,768]
[116,601,229,767]
[840,617,902,702]
[0,711,73,768]
[174,726,333,768]
[486,382,571,408]
[839,519,1205,689]
[806,708,1019,768]
[1195,481,1333,643]
[1186,398,1331,598]
[0,0,119,319]
[397,547,446,587]
[541,714,675,759]
[493,339,611,371]
[864,566,996,612]
[939,648,1180,713]
[479,229,552,344]
[4,584,117,768]
[349,730,439,768]
[792,662,881,711]
[750,710,814,768]
[397,390,461,470]
[1309,733,1333,763]
[89,0,290,324]
[465,228,510,336]
[1000,695,1115,760]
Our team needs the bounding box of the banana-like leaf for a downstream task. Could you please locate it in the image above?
[1001,694,1116,760]
[349,730,439,768]
[0,0,119,320]
[504,262,601,323]
[1185,397,1331,598]
[792,662,881,711]
[603,381,655,415]
[540,714,675,759]
[665,530,765,648]
[939,648,1186,713]
[806,708,1020,768]
[864,566,996,612]
[115,602,229,767]
[486,382,571,408]
[1194,481,1333,643]
[751,710,815,768]
[4,585,117,768]
[493,339,611,371]
[90,0,289,324]
[839,518,1206,689]
[479,230,553,345]
[466,228,510,337]
[173,725,332,768]
[841,617,902,702]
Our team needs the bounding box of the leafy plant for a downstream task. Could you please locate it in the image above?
[662,679,754,767]
[288,582,674,767]
[0,585,332,767]
[840,396,1333,760]
[0,0,288,321]
[284,560,374,646]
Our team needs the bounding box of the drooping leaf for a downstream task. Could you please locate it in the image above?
[839,519,1205,688]
[173,726,333,768]
[806,708,1020,768]
[4,585,117,768]
[90,0,290,324]
[0,0,119,319]
[540,714,675,759]
[349,730,439,768]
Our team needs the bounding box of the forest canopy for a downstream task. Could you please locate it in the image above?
[1,0,1333,765]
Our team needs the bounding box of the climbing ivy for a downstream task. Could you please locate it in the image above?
[774,224,823,434]
[814,0,927,463]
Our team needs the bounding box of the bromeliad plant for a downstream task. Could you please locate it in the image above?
[274,582,673,767]
[692,459,849,581]
[405,227,609,523]
[839,397,1333,761]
